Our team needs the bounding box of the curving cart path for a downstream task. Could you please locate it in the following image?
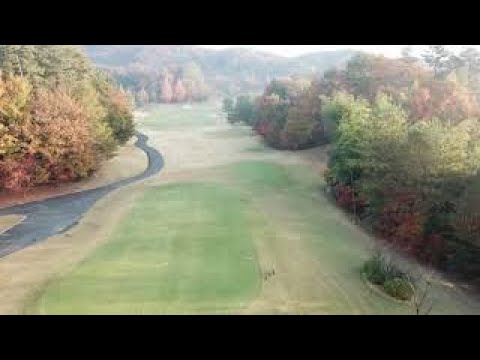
[0,132,164,258]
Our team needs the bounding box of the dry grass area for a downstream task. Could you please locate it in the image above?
[0,137,147,209]
[238,200,338,314]
[88,138,148,187]
[144,123,325,186]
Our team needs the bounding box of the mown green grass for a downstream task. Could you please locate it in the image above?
[27,183,261,314]
[230,161,294,190]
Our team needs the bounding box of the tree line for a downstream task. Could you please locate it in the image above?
[86,45,358,100]
[224,46,480,284]
[0,45,135,193]
[109,62,211,106]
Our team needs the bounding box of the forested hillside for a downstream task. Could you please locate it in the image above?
[225,46,480,285]
[85,45,357,105]
[0,45,135,193]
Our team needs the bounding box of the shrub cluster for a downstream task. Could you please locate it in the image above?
[362,253,414,301]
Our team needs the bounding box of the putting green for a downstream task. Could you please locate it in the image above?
[27,183,261,314]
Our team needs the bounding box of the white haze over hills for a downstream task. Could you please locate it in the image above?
[86,44,480,98]
[198,45,479,58]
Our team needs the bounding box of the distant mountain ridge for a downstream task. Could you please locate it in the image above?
[85,45,359,98]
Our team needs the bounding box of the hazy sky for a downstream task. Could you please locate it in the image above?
[198,45,479,58]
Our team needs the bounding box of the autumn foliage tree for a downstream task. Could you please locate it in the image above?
[323,91,480,278]
[160,76,173,103]
[0,76,31,157]
[121,62,210,106]
[233,50,480,283]
[172,79,187,103]
[0,45,135,193]
[283,87,324,149]
[28,88,97,181]
[98,86,135,145]
[246,77,325,149]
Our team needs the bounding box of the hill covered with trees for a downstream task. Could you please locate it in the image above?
[85,45,357,105]
[0,45,135,193]
[225,46,480,285]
